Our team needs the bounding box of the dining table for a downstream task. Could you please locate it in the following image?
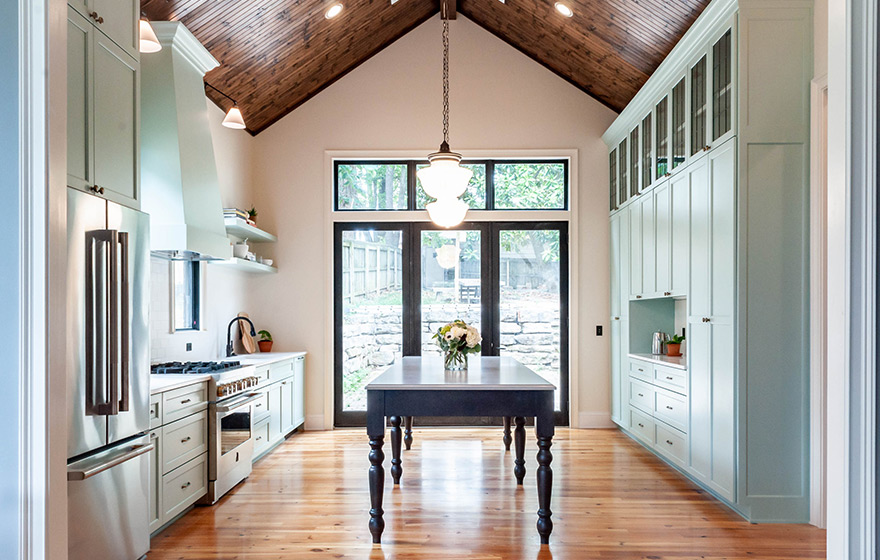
[365,355,556,545]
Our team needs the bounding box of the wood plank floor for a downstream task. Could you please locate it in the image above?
[148,428,825,559]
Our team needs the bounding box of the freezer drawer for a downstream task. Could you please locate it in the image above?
[68,435,152,560]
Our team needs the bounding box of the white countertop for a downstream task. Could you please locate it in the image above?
[149,374,213,395]
[629,353,687,371]
[149,351,307,395]
[367,356,555,391]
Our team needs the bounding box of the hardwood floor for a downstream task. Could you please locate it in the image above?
[148,428,825,559]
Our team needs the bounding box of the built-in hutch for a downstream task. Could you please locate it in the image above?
[606,0,812,522]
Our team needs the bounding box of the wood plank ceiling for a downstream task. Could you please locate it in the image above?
[141,0,710,135]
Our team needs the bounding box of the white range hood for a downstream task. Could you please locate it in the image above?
[140,22,231,261]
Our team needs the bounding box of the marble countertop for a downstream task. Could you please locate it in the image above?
[367,356,555,391]
[628,353,687,371]
[150,352,307,395]
[149,374,213,395]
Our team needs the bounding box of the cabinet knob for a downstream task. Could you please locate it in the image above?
[666,440,674,446]
[89,185,104,195]
[614,316,620,321]
[702,317,711,323]
[666,405,673,410]
[181,436,191,443]
[703,145,711,152]
[635,295,642,299]
[664,291,671,296]
[638,423,645,428]
[88,11,104,23]
[665,173,672,178]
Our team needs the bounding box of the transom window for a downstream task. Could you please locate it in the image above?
[334,159,568,212]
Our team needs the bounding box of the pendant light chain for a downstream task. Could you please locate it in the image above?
[442,14,450,147]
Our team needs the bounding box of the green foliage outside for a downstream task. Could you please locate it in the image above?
[337,164,407,210]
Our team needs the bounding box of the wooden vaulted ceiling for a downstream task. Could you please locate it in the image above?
[140,0,710,135]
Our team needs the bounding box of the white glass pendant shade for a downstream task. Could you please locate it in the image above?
[435,244,461,269]
[426,197,468,228]
[139,19,162,53]
[222,106,246,129]
[417,157,472,200]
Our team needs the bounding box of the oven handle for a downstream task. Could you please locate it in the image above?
[215,393,261,413]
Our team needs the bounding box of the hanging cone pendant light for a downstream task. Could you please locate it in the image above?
[419,1,471,228]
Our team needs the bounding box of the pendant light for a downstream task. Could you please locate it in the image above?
[139,17,161,53]
[205,83,247,130]
[419,1,472,228]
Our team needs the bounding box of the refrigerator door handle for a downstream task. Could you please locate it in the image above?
[85,230,119,416]
[118,232,130,412]
[107,229,120,416]
[67,442,154,481]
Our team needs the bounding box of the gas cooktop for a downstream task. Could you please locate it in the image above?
[151,361,242,375]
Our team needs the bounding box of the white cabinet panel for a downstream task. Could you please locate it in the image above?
[281,379,294,434]
[610,319,622,425]
[640,194,656,296]
[610,213,621,318]
[294,356,305,426]
[91,0,138,58]
[267,383,283,444]
[629,203,642,298]
[688,321,711,481]
[654,180,671,295]
[67,8,92,191]
[148,430,162,533]
[669,171,691,295]
[688,158,711,317]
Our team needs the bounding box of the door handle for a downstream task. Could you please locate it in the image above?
[85,230,119,416]
[68,442,153,481]
[118,232,130,412]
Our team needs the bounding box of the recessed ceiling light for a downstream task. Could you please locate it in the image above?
[554,2,573,17]
[325,3,343,19]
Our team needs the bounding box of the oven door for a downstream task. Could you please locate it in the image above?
[209,393,259,482]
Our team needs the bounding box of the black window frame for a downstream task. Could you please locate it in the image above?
[333,159,569,212]
[173,260,200,331]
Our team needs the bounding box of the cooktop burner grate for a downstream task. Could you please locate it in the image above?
[151,361,242,375]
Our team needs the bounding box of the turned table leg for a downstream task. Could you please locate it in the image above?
[502,417,512,451]
[404,416,413,450]
[390,416,402,484]
[368,434,385,543]
[513,416,526,484]
[536,435,553,544]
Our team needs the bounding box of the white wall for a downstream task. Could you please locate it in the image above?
[249,15,616,429]
[149,100,256,363]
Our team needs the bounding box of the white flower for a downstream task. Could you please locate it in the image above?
[466,326,481,347]
[444,331,454,341]
[449,326,467,340]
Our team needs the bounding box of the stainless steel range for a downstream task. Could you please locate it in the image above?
[151,360,262,503]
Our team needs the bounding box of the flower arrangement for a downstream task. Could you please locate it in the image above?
[433,319,481,370]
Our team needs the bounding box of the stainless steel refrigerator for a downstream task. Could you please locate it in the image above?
[66,188,151,560]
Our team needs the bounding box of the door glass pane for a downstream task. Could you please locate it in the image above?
[618,140,628,205]
[655,96,668,178]
[690,55,707,155]
[609,149,617,211]
[340,230,403,410]
[629,127,639,197]
[498,230,562,409]
[641,113,652,189]
[420,230,482,356]
[416,163,486,209]
[712,29,733,140]
[336,163,408,210]
[672,78,686,169]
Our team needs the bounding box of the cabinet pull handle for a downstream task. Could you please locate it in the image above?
[638,423,645,428]
[664,291,671,296]
[256,436,262,441]
[180,399,191,404]
[89,185,105,195]
[614,316,620,320]
[638,368,644,372]
[181,481,191,490]
[666,405,673,410]
[666,376,674,381]
[256,403,262,407]
[638,393,644,397]
[181,436,191,443]
[665,173,672,177]
[636,295,642,299]
[666,440,674,445]
[88,11,104,23]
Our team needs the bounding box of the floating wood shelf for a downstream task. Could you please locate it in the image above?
[224,217,277,243]
[211,257,277,274]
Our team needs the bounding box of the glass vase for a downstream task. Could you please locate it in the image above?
[444,350,467,371]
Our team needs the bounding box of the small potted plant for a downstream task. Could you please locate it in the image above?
[247,206,258,225]
[666,333,685,357]
[257,330,273,353]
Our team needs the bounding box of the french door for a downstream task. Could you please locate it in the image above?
[334,222,569,427]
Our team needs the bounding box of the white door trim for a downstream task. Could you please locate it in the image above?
[809,74,828,529]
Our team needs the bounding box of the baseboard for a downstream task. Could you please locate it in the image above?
[304,414,325,431]
[578,411,615,428]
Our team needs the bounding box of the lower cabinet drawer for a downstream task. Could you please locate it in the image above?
[628,378,655,414]
[655,422,688,467]
[654,365,688,395]
[629,359,653,382]
[163,383,208,425]
[629,407,655,445]
[162,453,207,521]
[654,388,688,433]
[253,419,270,457]
[161,409,209,475]
[251,391,269,423]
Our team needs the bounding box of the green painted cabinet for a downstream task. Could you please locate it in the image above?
[68,0,139,59]
[639,194,656,297]
[66,4,139,210]
[628,203,642,298]
[669,172,690,295]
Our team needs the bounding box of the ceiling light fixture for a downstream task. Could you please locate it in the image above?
[554,2,574,17]
[325,3,344,19]
[205,83,247,130]
[419,0,472,229]
[139,17,162,53]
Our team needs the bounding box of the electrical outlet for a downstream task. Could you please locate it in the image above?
[186,342,192,352]
[596,325,603,336]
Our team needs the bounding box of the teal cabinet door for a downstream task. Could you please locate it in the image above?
[610,318,622,425]
[669,171,690,295]
[294,357,305,426]
[654,180,671,295]
[67,8,92,191]
[618,208,631,313]
[281,379,294,434]
[628,203,642,298]
[688,158,710,316]
[610,213,621,318]
[93,34,139,208]
[640,194,656,296]
[91,0,139,59]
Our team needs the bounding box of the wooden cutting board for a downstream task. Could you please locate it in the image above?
[237,312,257,354]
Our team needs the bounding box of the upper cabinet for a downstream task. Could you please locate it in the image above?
[690,55,708,156]
[670,77,687,173]
[711,28,735,146]
[67,3,140,209]
[69,0,139,59]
